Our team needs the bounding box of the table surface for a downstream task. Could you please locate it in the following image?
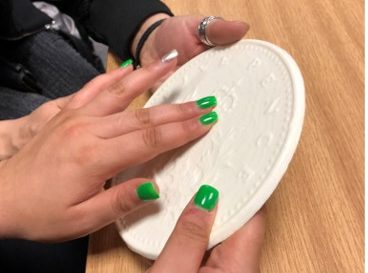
[85,1,364,272]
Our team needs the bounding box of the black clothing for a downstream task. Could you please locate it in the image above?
[0,30,100,273]
[0,0,173,60]
[0,237,89,273]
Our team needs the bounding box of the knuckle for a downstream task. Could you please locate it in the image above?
[142,127,161,148]
[38,101,55,113]
[107,80,125,95]
[61,116,86,138]
[71,141,98,166]
[181,119,200,136]
[58,109,79,124]
[134,108,152,126]
[85,73,107,87]
[115,114,126,129]
[177,102,196,116]
[177,215,210,244]
[61,118,98,166]
[111,186,137,216]
[112,78,134,96]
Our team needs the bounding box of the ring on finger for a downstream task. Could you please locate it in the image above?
[197,16,222,47]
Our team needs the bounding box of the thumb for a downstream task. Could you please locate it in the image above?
[75,179,160,235]
[206,19,250,46]
[203,207,266,272]
[150,184,219,273]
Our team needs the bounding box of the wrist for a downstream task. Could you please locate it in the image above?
[131,13,171,65]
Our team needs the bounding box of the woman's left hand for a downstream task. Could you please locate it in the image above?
[135,15,249,67]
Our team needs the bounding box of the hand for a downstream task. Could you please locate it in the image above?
[133,15,249,67]
[0,77,112,159]
[0,95,71,160]
[0,53,218,241]
[149,185,266,273]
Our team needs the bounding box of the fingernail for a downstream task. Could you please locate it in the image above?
[120,59,133,68]
[136,182,160,201]
[199,111,218,125]
[161,49,178,63]
[196,96,217,109]
[194,184,219,211]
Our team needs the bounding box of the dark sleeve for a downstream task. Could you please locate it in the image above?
[54,0,173,61]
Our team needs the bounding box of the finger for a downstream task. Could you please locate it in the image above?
[206,19,250,46]
[99,111,218,174]
[73,179,160,235]
[149,69,174,93]
[80,50,178,117]
[201,207,266,273]
[66,66,134,110]
[150,185,219,273]
[94,96,217,138]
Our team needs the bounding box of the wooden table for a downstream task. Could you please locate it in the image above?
[86,1,364,272]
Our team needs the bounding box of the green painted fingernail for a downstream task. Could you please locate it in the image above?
[199,111,218,125]
[120,59,133,68]
[196,96,217,109]
[194,185,219,211]
[136,182,159,201]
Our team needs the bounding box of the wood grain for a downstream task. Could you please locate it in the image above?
[86,1,364,272]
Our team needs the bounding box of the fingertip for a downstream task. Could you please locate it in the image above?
[199,111,219,126]
[193,184,219,212]
[136,180,160,201]
[118,65,134,74]
[207,19,250,45]
[119,58,134,68]
[147,49,178,73]
[232,20,250,32]
[176,184,220,235]
[160,49,179,63]
[149,184,218,272]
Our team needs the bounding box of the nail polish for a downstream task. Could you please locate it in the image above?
[194,184,219,211]
[199,111,218,125]
[161,49,178,63]
[120,59,133,68]
[196,96,217,109]
[136,182,160,201]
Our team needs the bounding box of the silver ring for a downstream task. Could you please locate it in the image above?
[198,16,222,47]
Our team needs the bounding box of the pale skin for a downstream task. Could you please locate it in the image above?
[0,14,265,272]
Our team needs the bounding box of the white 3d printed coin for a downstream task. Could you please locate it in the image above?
[113,39,305,259]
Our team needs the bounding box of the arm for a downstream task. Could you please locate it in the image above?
[56,0,248,68]
[0,52,218,241]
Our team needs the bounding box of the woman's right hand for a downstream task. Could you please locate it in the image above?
[0,50,218,241]
[150,185,266,273]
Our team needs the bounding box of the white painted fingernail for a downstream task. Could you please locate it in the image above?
[161,49,178,63]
